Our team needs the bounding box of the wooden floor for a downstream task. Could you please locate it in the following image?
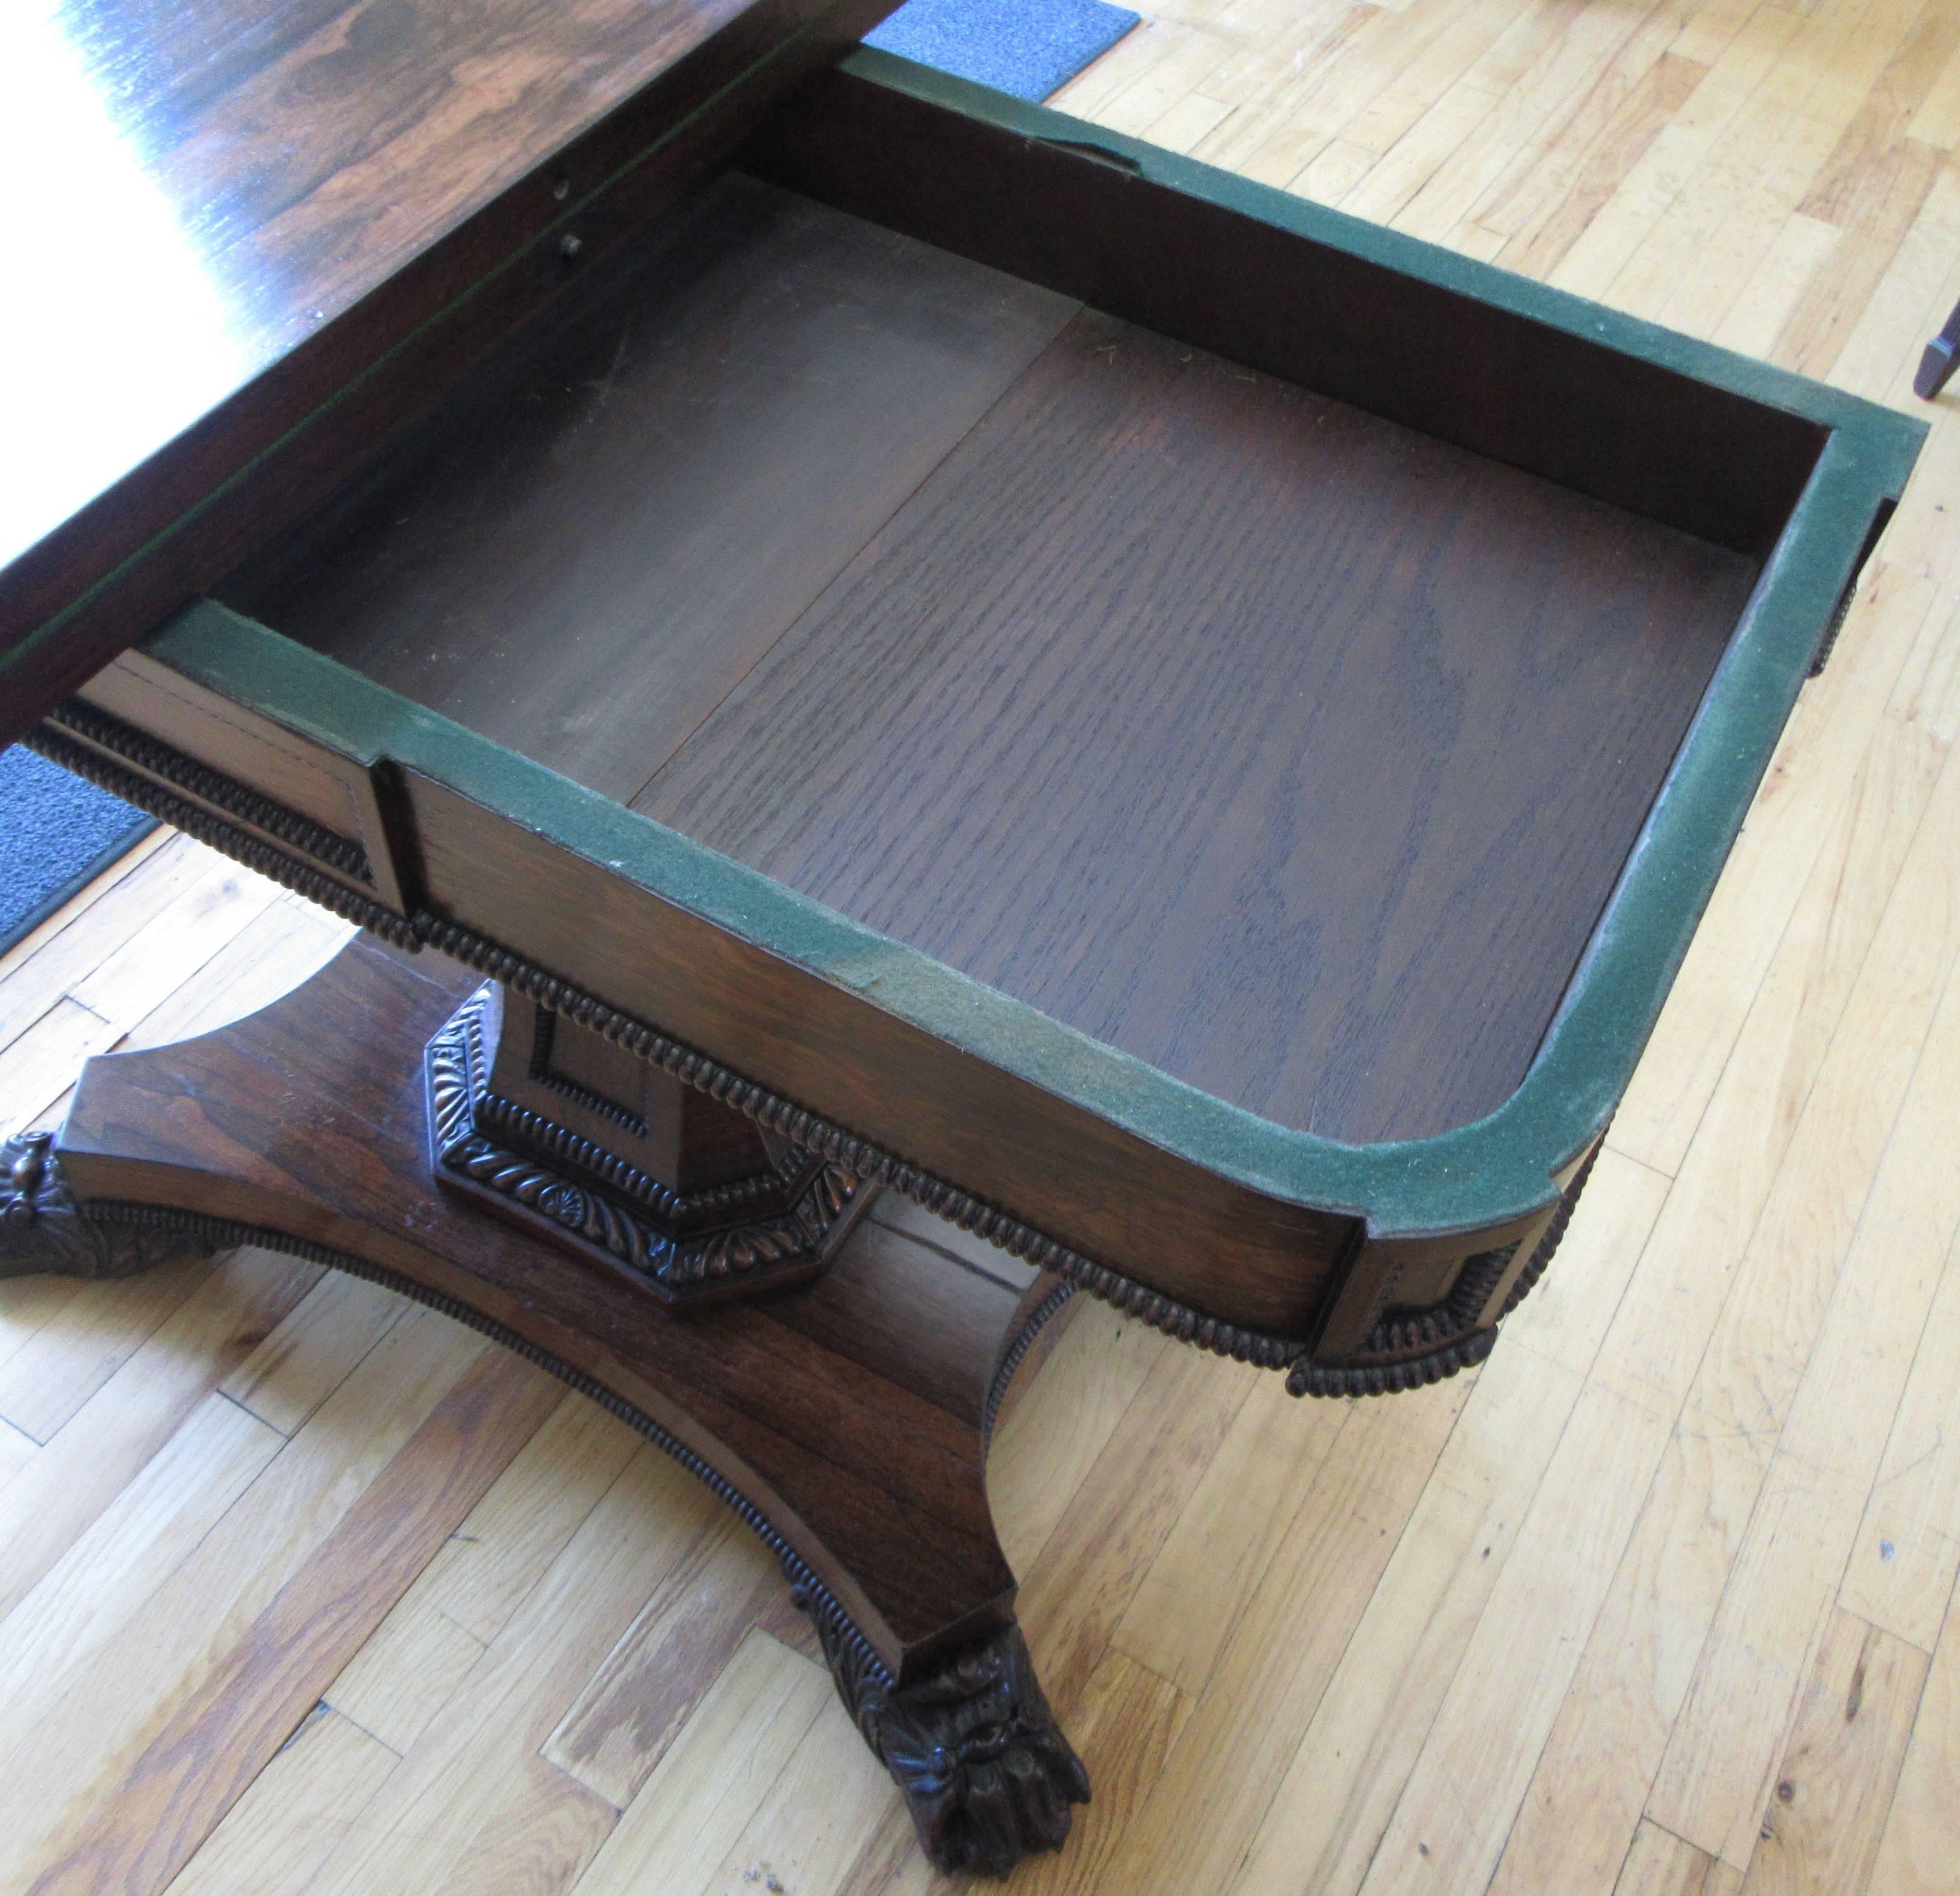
[4,0,1960,1889]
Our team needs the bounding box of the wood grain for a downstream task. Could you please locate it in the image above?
[639,304,1757,1142]
[49,936,1094,1678]
[0,1251,317,1620]
[0,0,907,733]
[1740,1609,1928,1896]
[161,1706,399,1896]
[10,3,1960,1891]
[227,175,1077,802]
[22,1349,560,1896]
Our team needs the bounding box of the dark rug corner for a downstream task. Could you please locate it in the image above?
[868,0,1140,102]
[0,745,157,956]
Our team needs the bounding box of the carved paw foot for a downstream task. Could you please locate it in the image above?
[801,1595,1090,1877]
[1,1133,215,1281]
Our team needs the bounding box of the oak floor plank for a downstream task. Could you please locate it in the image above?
[542,1507,783,1808]
[63,853,285,1041]
[1607,558,1940,1176]
[328,1392,641,1754]
[0,1306,493,1892]
[410,1395,644,1649]
[303,1445,727,1896]
[697,1690,899,1896]
[569,1628,832,1896]
[1829,160,1960,402]
[1646,1454,1870,1870]
[117,893,356,1054]
[1237,0,1480,190]
[1653,958,1960,1844]
[0,1250,317,1615]
[26,1350,558,1896]
[0,1394,282,1736]
[1233,1348,1581,1896]
[1110,1367,1346,1697]
[0,827,190,1045]
[1738,1608,1928,1896]
[1235,1149,1671,1896]
[1490,41,1713,280]
[1014,1341,1257,1722]
[1636,37,1877,344]
[0,995,118,1140]
[324,1584,486,1761]
[1592,666,1960,1423]
[1678,736,1960,1460]
[1839,1222,1960,1649]
[0,824,172,985]
[0,1412,34,1491]
[985,1299,1168,1579]
[1339,0,1528,163]
[1486,1426,1762,1896]
[1708,211,1842,361]
[0,1270,88,1391]
[1866,1597,1960,1896]
[1548,3,1807,304]
[1005,1652,1193,1896]
[217,1270,407,1439]
[1614,1820,1745,1896]
[1469,0,1697,231]
[1907,18,1960,149]
[1398,0,1666,246]
[0,1249,224,1444]
[1080,1384,1472,1896]
[1634,939,1960,1863]
[1346,1381,1678,1896]
[161,1705,399,1896]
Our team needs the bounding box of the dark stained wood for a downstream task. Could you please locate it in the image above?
[64,651,413,913]
[638,306,1759,1142]
[400,771,1363,1335]
[36,932,1101,1869]
[53,934,1039,1669]
[431,978,875,1308]
[0,0,903,742]
[743,65,1830,560]
[223,175,1078,798]
[497,994,777,1193]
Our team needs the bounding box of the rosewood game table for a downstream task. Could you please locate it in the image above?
[0,0,1926,1874]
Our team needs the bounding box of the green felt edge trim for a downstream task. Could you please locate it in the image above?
[140,52,1928,1244]
[0,0,876,692]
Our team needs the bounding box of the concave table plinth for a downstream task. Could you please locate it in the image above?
[0,936,1088,1877]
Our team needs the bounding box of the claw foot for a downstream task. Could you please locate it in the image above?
[1,1133,215,1280]
[800,1590,1090,1876]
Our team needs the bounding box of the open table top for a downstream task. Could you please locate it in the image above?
[223,174,1760,1149]
[0,0,899,727]
[16,43,1928,1332]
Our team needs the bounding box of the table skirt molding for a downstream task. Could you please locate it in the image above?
[23,659,1590,1397]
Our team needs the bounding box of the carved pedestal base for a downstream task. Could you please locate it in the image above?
[18,937,1088,1876]
[426,982,874,1306]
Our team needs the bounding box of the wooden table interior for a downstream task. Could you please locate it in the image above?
[220,167,1763,1146]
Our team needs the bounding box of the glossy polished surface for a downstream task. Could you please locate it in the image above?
[0,0,884,734]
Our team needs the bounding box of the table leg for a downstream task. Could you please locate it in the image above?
[1916,296,1960,399]
[0,935,1089,1876]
